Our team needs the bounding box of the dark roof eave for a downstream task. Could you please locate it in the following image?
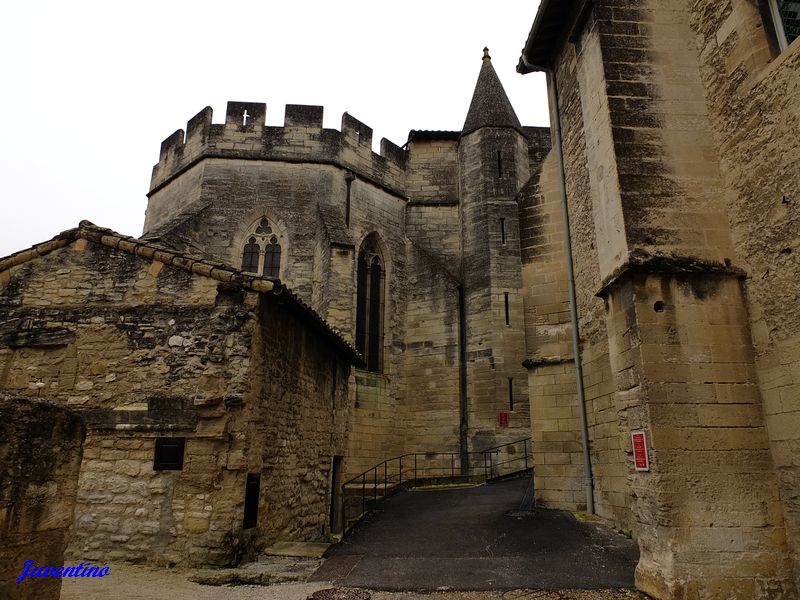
[517,0,583,74]
[407,130,461,143]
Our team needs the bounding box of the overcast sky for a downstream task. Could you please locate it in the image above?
[0,1,547,257]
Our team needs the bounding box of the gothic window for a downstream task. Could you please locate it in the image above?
[241,237,260,273]
[355,235,384,372]
[767,0,799,50]
[263,239,281,278]
[240,218,282,279]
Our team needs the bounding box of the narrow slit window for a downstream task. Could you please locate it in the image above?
[345,175,353,228]
[243,473,261,529]
[500,218,506,245]
[504,292,510,326]
[497,150,503,178]
[153,437,185,471]
[508,378,514,412]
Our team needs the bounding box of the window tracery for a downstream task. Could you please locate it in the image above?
[240,218,282,278]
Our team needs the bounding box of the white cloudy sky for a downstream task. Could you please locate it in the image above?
[0,1,547,257]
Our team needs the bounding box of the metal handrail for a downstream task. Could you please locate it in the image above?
[340,438,532,533]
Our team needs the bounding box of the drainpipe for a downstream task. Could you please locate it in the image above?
[520,56,595,515]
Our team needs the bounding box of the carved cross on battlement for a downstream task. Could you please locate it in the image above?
[242,110,250,126]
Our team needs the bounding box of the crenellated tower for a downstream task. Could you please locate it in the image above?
[140,54,549,479]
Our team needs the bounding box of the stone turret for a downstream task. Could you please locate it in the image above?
[458,48,531,451]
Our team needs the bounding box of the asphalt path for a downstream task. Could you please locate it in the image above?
[319,478,639,591]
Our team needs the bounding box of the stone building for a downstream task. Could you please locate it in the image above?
[142,52,550,478]
[0,52,552,566]
[517,0,800,598]
[0,222,360,565]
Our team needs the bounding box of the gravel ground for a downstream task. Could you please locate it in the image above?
[59,564,647,600]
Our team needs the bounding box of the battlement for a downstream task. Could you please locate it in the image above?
[150,102,409,197]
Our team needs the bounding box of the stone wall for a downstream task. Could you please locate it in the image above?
[519,150,586,509]
[405,138,459,204]
[459,127,532,451]
[0,393,85,600]
[533,0,800,595]
[552,35,631,526]
[400,243,462,455]
[0,236,354,566]
[249,295,353,543]
[604,272,795,598]
[689,0,800,586]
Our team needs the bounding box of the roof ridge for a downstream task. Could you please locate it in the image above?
[0,221,364,367]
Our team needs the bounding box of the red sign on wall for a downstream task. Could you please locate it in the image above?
[631,430,649,472]
[499,411,509,427]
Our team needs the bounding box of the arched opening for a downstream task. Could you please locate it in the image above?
[355,234,385,372]
[240,217,282,279]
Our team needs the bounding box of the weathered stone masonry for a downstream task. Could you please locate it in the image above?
[519,0,800,597]
[0,393,85,600]
[141,58,551,478]
[1,51,565,568]
[0,223,359,566]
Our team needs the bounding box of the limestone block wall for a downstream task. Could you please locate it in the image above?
[519,152,570,363]
[71,432,235,566]
[405,204,461,267]
[344,371,403,478]
[339,178,410,477]
[405,138,459,204]
[527,361,583,508]
[534,1,800,594]
[604,272,796,599]
[0,241,257,565]
[0,237,355,565]
[146,104,407,235]
[156,159,343,301]
[552,39,631,526]
[400,243,462,455]
[519,149,586,510]
[583,1,735,273]
[0,394,85,600]
[689,0,800,584]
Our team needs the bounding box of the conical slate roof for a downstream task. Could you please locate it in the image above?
[462,48,524,137]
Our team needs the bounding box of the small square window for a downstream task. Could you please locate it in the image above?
[153,437,185,471]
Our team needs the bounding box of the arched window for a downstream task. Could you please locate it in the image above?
[241,237,260,273]
[355,235,384,372]
[240,218,282,279]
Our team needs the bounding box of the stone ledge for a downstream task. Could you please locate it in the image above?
[595,249,747,299]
